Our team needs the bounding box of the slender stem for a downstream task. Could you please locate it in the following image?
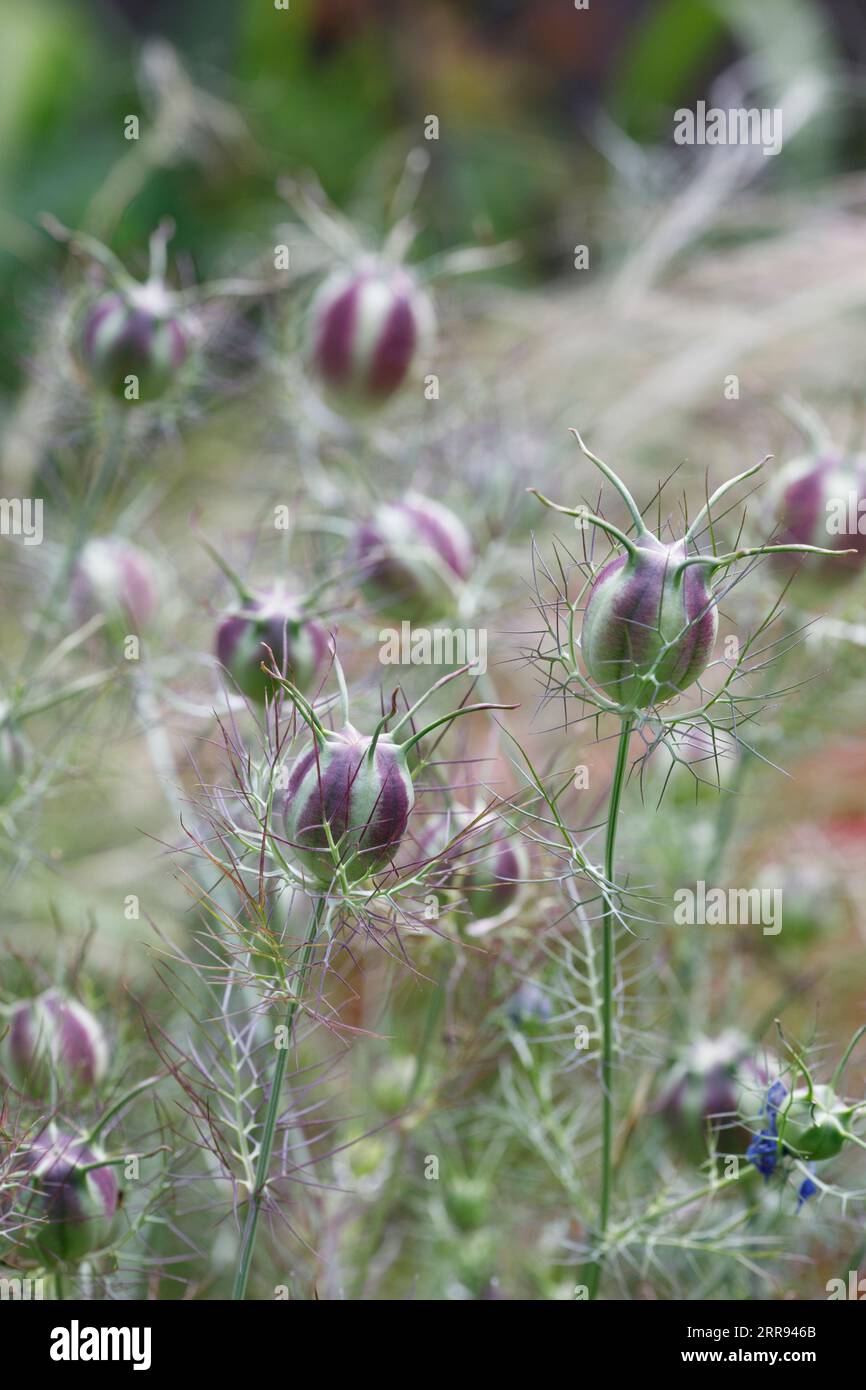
[232,897,324,1301]
[583,715,633,1300]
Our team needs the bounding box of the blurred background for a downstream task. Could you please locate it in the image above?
[3,0,866,1301]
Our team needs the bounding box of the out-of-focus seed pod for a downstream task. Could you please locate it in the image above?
[11,1128,119,1264]
[4,988,108,1099]
[656,1031,776,1163]
[73,284,189,402]
[767,451,866,602]
[352,493,473,624]
[506,980,553,1036]
[333,1127,395,1197]
[370,1055,417,1115]
[215,589,329,703]
[451,830,529,923]
[307,259,434,412]
[71,537,159,633]
[444,1175,490,1233]
[582,535,718,710]
[284,724,414,883]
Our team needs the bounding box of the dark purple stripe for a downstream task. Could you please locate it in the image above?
[315,282,358,383]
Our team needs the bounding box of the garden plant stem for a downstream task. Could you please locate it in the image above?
[583,714,633,1300]
[232,897,325,1301]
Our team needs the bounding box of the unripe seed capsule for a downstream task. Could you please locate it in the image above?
[216,589,329,703]
[284,724,413,883]
[308,260,434,412]
[582,536,718,709]
[5,988,108,1099]
[11,1128,119,1265]
[353,493,473,624]
[768,450,866,599]
[71,537,159,632]
[74,284,189,402]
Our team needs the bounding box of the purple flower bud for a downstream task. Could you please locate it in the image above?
[11,1128,119,1264]
[284,724,413,883]
[74,285,189,402]
[582,535,718,709]
[352,493,474,623]
[216,589,329,703]
[656,1032,776,1163]
[71,538,159,632]
[768,451,866,590]
[5,989,108,1099]
[308,260,434,412]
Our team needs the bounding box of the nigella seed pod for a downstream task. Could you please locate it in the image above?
[370,1055,418,1115]
[352,493,474,624]
[216,589,329,703]
[449,823,529,923]
[768,450,866,599]
[582,535,718,710]
[443,1175,490,1233]
[74,284,189,402]
[284,724,413,883]
[308,259,434,412]
[533,432,853,714]
[71,537,159,633]
[4,988,108,1099]
[11,1128,119,1264]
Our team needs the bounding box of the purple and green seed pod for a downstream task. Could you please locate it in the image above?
[5,988,108,1099]
[582,535,718,710]
[216,589,329,703]
[451,831,529,922]
[73,285,189,402]
[71,537,159,632]
[352,493,474,624]
[657,1031,776,1163]
[11,1128,119,1265]
[308,260,434,412]
[768,451,866,595]
[284,723,413,884]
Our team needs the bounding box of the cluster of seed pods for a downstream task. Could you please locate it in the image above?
[1,991,122,1266]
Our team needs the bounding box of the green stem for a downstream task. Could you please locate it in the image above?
[232,897,324,1301]
[583,714,633,1300]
